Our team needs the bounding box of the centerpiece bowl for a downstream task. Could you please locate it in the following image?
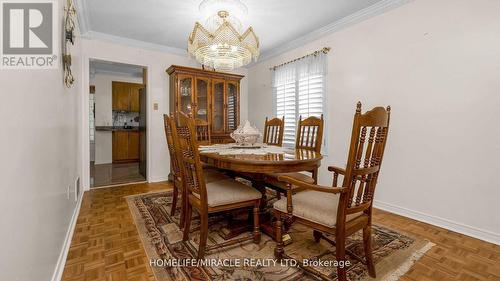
[230,120,261,146]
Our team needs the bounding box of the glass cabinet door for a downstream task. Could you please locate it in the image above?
[178,75,194,115]
[195,78,209,121]
[226,81,239,131]
[212,80,225,133]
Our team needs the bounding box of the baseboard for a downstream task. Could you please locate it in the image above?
[149,175,169,183]
[51,191,84,281]
[374,200,500,245]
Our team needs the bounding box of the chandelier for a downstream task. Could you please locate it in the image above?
[188,0,260,71]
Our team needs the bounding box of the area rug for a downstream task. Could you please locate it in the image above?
[126,190,433,281]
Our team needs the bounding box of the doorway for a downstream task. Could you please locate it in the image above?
[89,60,147,188]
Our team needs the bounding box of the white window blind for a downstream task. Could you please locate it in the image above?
[273,52,327,148]
[275,71,296,146]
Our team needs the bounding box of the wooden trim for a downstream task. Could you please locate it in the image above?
[166,65,244,80]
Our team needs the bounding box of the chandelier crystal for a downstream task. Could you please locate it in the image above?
[188,1,259,71]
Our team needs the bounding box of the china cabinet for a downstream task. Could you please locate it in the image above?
[167,65,243,143]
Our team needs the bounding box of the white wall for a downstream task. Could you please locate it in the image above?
[0,0,83,279]
[80,39,249,186]
[91,73,142,164]
[248,0,500,244]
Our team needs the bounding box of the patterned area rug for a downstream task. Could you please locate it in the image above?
[126,190,433,281]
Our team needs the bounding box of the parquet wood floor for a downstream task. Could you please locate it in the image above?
[61,182,500,281]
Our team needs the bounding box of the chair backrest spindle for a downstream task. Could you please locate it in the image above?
[338,102,391,221]
[295,115,324,153]
[173,113,209,211]
[163,114,181,180]
[263,116,285,146]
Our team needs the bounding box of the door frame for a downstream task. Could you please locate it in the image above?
[81,56,151,191]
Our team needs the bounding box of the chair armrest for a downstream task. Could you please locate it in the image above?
[328,165,346,174]
[328,165,346,186]
[276,175,348,194]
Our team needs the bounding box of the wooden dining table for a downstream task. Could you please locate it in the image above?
[199,147,323,240]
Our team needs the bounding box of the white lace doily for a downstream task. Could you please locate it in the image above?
[199,143,292,155]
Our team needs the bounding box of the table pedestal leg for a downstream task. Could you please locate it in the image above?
[219,176,292,244]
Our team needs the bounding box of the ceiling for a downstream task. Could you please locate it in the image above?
[78,0,395,60]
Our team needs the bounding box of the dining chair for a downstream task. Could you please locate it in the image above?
[273,102,391,281]
[263,116,285,146]
[163,114,185,225]
[264,115,324,195]
[195,118,211,145]
[173,112,262,259]
[164,114,228,229]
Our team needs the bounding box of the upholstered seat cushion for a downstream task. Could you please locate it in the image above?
[204,179,262,207]
[265,172,315,189]
[273,190,362,228]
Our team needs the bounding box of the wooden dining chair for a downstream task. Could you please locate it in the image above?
[195,118,211,145]
[295,114,324,154]
[164,114,228,229]
[264,115,324,195]
[273,102,391,281]
[173,112,262,259]
[263,116,285,146]
[163,114,185,225]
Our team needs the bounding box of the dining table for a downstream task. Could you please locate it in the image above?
[199,143,323,241]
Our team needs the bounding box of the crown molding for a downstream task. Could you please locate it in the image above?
[74,0,188,57]
[82,31,188,57]
[74,0,412,65]
[252,0,414,66]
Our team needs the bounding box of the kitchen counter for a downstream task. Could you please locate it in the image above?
[95,126,140,132]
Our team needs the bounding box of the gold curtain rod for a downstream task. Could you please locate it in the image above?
[270,47,331,71]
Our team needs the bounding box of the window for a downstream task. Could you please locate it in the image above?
[273,52,327,148]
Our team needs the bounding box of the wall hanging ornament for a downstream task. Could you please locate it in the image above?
[63,0,76,88]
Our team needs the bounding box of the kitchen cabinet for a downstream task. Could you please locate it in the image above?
[112,82,130,111]
[129,85,141,112]
[128,131,140,160]
[112,131,140,163]
[112,82,143,112]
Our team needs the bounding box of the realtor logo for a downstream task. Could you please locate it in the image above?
[1,0,58,69]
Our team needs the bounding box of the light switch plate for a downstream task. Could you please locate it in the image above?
[153,103,158,110]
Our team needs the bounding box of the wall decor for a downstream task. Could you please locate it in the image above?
[63,0,76,88]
